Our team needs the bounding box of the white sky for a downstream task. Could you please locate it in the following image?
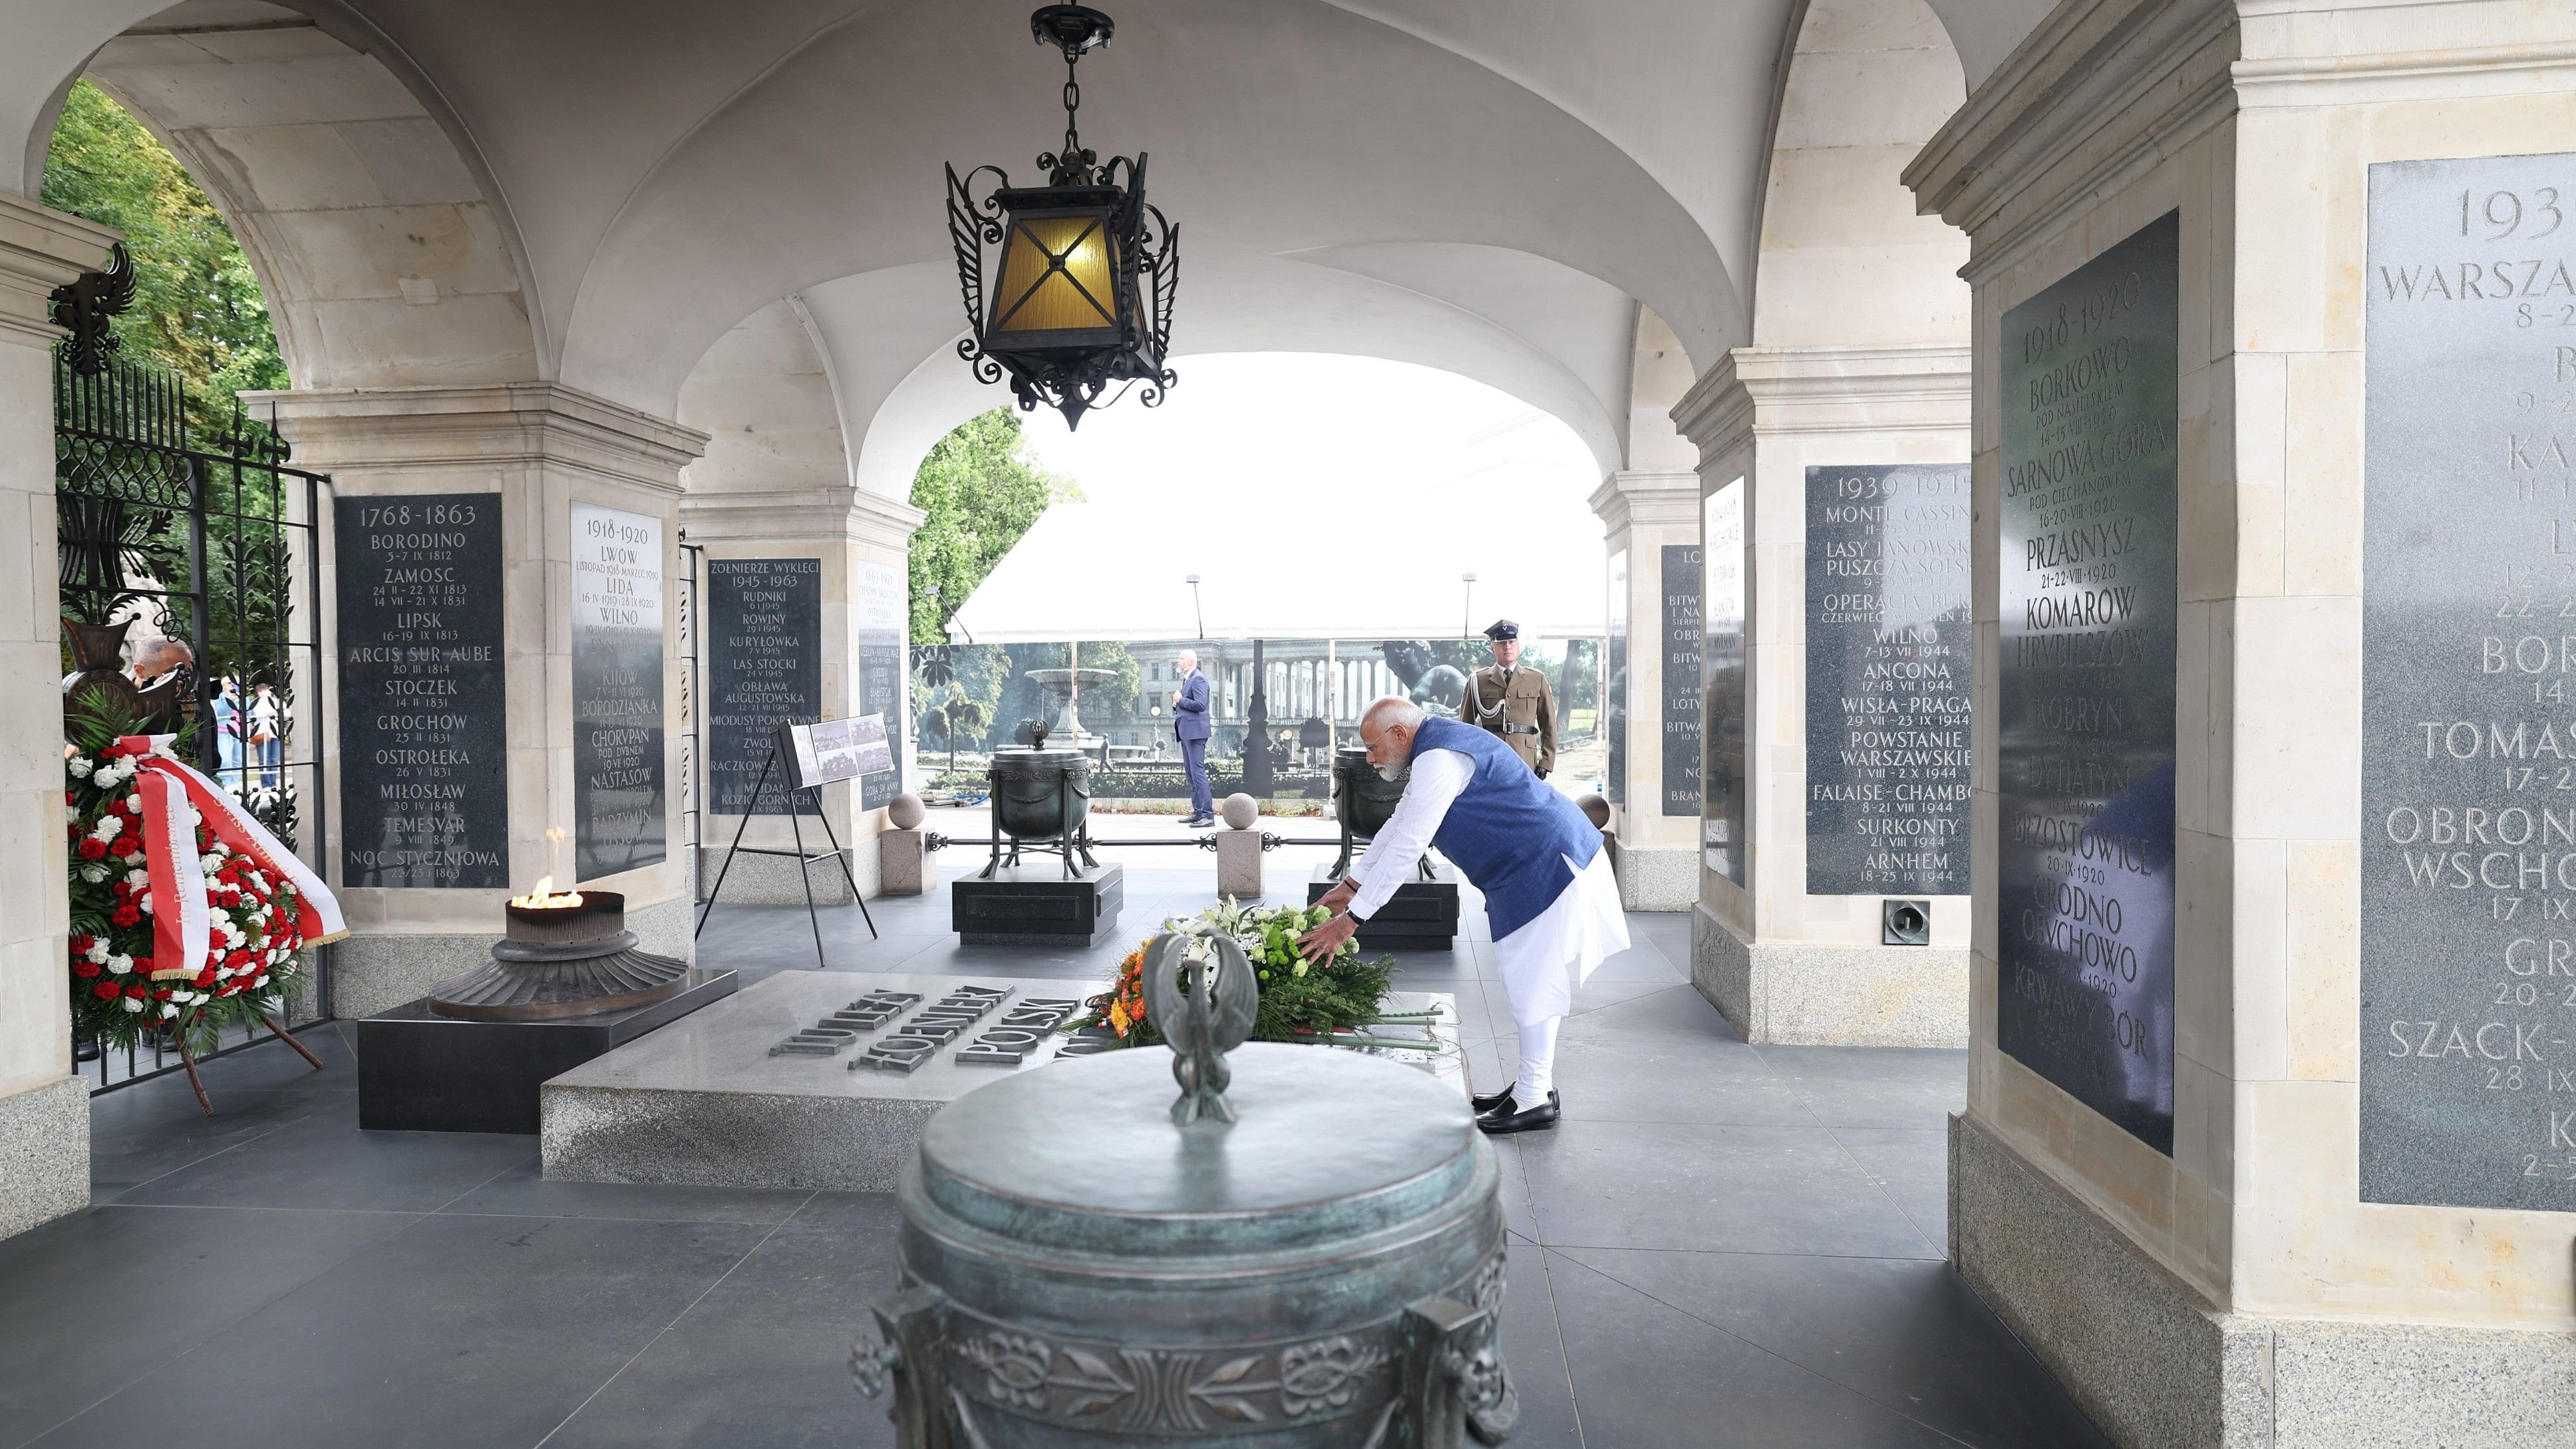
[961,353,1607,641]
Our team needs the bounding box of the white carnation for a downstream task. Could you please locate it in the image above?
[89,816,122,843]
[67,756,92,778]
[79,865,107,884]
[158,1003,178,1019]
[105,955,131,975]
[137,895,152,915]
[120,997,142,1013]
[84,939,108,963]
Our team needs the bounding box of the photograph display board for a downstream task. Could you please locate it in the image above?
[1996,212,2181,1154]
[2362,154,2576,1210]
[1661,544,1703,816]
[334,494,508,888]
[1701,484,1748,886]
[571,502,666,880]
[1804,464,1973,895]
[777,714,895,790]
[707,558,822,816]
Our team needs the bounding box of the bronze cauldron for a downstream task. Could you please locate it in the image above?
[983,748,1096,879]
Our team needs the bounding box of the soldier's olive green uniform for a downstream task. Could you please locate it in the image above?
[1458,665,1556,774]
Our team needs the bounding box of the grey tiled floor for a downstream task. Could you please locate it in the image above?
[1,842,2107,1448]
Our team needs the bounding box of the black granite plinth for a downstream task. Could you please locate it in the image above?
[357,969,738,1134]
[952,863,1125,947]
[1311,864,1460,949]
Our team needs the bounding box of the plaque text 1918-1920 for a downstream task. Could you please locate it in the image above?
[571,502,665,880]
[1997,212,2181,1155]
[1702,484,1748,886]
[334,494,508,889]
[2363,154,2576,1211]
[1806,464,1972,896]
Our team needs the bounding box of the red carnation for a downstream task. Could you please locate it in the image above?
[78,838,106,861]
[152,987,170,999]
[111,836,138,858]
[123,984,146,999]
[69,934,92,953]
[132,956,150,971]
[73,961,101,979]
[92,982,120,1000]
[110,905,138,927]
[194,969,216,987]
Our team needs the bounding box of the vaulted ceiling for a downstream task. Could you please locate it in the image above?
[6,0,2048,490]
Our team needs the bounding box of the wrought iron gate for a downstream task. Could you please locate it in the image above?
[52,245,333,1090]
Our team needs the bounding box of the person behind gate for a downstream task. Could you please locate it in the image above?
[1172,648,1213,828]
[1296,696,1627,1134]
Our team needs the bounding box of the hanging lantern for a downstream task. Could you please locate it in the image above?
[947,5,1178,429]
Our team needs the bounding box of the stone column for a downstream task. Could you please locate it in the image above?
[680,486,923,910]
[1906,0,2576,1441]
[0,196,116,1239]
[1671,345,1973,1046]
[259,385,707,1019]
[1587,468,1702,908]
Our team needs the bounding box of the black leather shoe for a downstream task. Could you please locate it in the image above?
[1476,1097,1560,1134]
[1470,1083,1557,1115]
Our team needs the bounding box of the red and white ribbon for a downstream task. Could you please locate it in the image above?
[120,734,347,981]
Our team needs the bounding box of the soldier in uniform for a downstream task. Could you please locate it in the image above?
[1458,619,1555,778]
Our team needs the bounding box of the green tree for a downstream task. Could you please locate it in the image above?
[907,409,1078,639]
[42,80,287,438]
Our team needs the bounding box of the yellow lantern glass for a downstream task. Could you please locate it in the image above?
[989,210,1122,339]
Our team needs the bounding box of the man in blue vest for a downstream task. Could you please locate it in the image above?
[1172,648,1213,827]
[1298,696,1628,1133]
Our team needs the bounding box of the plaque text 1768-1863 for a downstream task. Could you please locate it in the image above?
[334,494,508,889]
[1806,465,1973,896]
[572,503,666,880]
[1997,212,2181,1154]
[2363,154,2576,1211]
[707,558,821,816]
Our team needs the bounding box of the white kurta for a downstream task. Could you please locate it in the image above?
[1347,748,1631,1025]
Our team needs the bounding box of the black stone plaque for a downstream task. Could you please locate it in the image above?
[334,494,508,889]
[572,503,666,880]
[1806,464,1973,895]
[1607,549,1629,808]
[1661,544,1703,816]
[2363,154,2576,1210]
[1702,484,1748,886]
[1997,211,2180,1154]
[707,558,820,816]
[857,560,905,810]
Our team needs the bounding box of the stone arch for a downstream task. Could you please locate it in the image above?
[675,297,848,502]
[69,0,541,389]
[1750,0,1969,348]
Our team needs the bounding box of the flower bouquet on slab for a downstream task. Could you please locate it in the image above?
[64,698,345,1113]
[1062,898,1444,1050]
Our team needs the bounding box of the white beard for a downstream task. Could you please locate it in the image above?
[1376,761,1402,783]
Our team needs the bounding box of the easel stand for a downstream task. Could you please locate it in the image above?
[697,744,880,969]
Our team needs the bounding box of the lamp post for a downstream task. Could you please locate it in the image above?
[1186,573,1204,640]
[1460,572,1477,641]
[945,5,1178,430]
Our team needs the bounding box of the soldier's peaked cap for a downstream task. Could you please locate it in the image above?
[1483,619,1519,641]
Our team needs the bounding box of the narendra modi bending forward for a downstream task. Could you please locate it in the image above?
[1297,697,1628,1133]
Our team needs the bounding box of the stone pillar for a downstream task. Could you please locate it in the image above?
[259,385,707,1020]
[0,196,116,1239]
[681,487,923,908]
[1905,1,2576,1441]
[1588,468,1702,909]
[1670,345,1973,1047]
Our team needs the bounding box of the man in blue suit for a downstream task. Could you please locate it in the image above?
[1172,648,1213,826]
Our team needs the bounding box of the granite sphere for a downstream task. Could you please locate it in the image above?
[887,792,926,830]
[1221,793,1259,830]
